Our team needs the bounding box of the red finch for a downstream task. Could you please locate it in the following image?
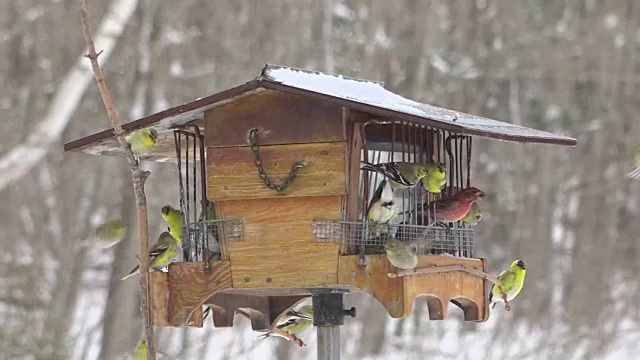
[419,187,485,225]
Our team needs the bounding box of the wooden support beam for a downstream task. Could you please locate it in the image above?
[167,261,232,326]
[387,264,502,286]
[204,293,307,330]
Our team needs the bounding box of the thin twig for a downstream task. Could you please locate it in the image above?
[78,1,155,359]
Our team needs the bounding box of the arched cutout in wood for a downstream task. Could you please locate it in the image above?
[450,297,480,321]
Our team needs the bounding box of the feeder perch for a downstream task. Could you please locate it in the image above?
[65,65,576,331]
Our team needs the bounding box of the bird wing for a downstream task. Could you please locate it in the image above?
[497,268,518,293]
[288,309,313,321]
[368,180,387,211]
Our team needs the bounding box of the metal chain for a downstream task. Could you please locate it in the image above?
[249,128,308,193]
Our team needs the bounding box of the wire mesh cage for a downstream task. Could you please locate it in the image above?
[173,126,243,262]
[181,218,244,261]
[313,220,473,257]
[335,120,478,258]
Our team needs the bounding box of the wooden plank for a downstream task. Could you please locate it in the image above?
[167,261,232,326]
[217,195,341,288]
[208,142,346,200]
[150,271,169,326]
[338,255,487,321]
[345,112,367,254]
[204,90,344,148]
[404,256,486,321]
[338,255,407,318]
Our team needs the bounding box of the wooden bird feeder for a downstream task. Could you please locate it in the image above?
[65,65,576,334]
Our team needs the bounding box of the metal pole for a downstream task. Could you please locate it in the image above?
[311,290,356,360]
[317,324,340,360]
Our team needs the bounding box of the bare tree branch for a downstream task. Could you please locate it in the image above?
[0,0,138,192]
[78,0,156,359]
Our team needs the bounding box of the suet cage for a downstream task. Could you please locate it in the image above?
[172,125,243,263]
[314,122,475,258]
[65,65,576,331]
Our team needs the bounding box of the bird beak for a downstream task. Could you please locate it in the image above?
[477,191,485,198]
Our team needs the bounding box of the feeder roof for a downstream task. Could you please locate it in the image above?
[64,64,577,161]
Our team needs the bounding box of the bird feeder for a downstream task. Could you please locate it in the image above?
[65,65,576,335]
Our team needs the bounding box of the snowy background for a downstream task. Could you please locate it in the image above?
[1,0,640,359]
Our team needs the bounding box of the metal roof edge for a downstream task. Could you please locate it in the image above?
[64,79,265,152]
[260,80,577,146]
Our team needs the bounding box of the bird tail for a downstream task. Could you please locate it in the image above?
[628,165,640,179]
[121,265,140,281]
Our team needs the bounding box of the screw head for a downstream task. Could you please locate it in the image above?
[244,277,251,283]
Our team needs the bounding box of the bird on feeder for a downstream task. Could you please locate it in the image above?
[367,179,397,237]
[360,161,446,192]
[383,235,418,270]
[161,205,183,245]
[197,200,222,260]
[489,259,527,311]
[121,231,180,280]
[125,127,158,156]
[414,187,485,227]
[461,202,483,226]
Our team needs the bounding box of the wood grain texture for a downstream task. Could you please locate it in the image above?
[345,114,367,254]
[204,90,344,148]
[167,261,232,326]
[150,271,170,326]
[208,142,346,200]
[204,293,307,330]
[338,255,488,321]
[217,195,342,288]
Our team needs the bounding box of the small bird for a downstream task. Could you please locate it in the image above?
[420,162,447,193]
[361,161,429,189]
[418,187,485,225]
[628,145,640,179]
[121,232,179,280]
[198,200,222,261]
[489,259,527,311]
[161,205,183,245]
[125,127,158,156]
[260,305,314,344]
[94,219,126,248]
[384,236,418,270]
[132,339,147,360]
[367,180,397,237]
[461,202,483,226]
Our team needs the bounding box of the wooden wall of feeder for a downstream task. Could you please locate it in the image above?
[64,64,577,330]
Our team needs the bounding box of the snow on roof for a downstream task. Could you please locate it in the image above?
[261,65,576,145]
[65,64,576,161]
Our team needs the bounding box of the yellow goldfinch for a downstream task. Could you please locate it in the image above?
[260,305,314,341]
[367,180,397,237]
[361,161,429,189]
[121,232,179,280]
[125,127,158,156]
[384,236,418,270]
[94,219,126,248]
[462,202,483,226]
[161,205,183,245]
[421,162,447,193]
[132,339,147,360]
[628,145,640,179]
[489,259,527,311]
